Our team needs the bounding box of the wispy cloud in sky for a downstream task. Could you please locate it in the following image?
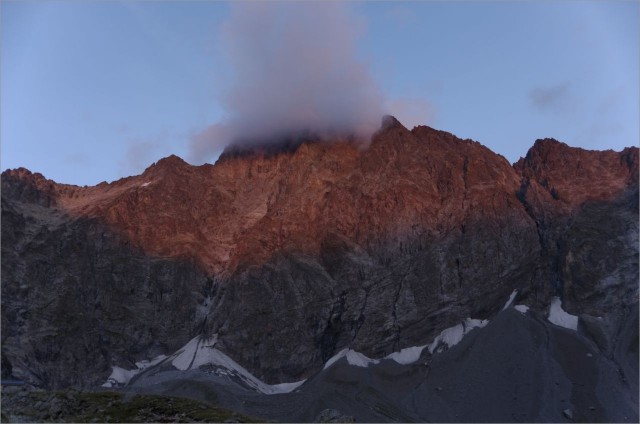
[528,82,572,112]
[120,134,170,177]
[188,2,386,162]
[388,98,435,130]
[3,2,636,184]
[575,86,627,147]
[63,153,90,166]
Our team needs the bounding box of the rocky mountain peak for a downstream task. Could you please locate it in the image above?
[530,137,568,151]
[514,139,638,212]
[215,116,409,166]
[379,115,405,131]
[2,167,50,187]
[517,138,583,170]
[2,122,637,396]
[144,154,191,174]
[217,133,324,164]
[1,167,59,207]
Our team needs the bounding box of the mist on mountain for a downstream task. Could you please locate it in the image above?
[188,2,386,162]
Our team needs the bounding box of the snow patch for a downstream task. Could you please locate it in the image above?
[196,296,212,320]
[323,349,348,369]
[346,349,379,367]
[101,366,139,387]
[269,380,307,393]
[171,336,204,371]
[385,345,426,365]
[101,354,168,388]
[428,318,488,354]
[428,324,464,354]
[376,317,491,366]
[101,337,306,394]
[140,182,151,187]
[383,319,488,364]
[324,348,379,370]
[514,304,529,314]
[136,355,167,370]
[502,290,518,310]
[465,318,488,330]
[547,297,578,330]
[170,336,305,395]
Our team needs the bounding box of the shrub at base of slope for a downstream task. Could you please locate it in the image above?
[0,387,261,423]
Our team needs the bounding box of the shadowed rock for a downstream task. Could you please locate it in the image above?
[1,117,637,391]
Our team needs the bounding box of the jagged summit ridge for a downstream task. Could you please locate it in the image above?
[216,114,404,163]
[149,154,189,169]
[1,120,638,392]
[379,114,405,131]
[2,121,637,276]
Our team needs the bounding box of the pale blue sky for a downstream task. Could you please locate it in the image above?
[2,1,638,185]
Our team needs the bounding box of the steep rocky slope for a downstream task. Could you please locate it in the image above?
[514,139,639,314]
[117,306,638,423]
[1,117,637,389]
[1,195,211,388]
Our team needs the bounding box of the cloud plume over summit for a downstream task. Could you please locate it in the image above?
[189,2,386,161]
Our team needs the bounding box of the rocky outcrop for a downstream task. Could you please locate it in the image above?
[1,168,60,207]
[0,387,255,422]
[514,139,637,213]
[1,196,211,388]
[1,117,637,388]
[514,139,639,314]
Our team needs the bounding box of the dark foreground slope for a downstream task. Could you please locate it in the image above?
[1,389,259,423]
[1,117,637,392]
[3,306,637,422]
[108,307,638,423]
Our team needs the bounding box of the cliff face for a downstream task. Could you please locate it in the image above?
[0,192,211,388]
[514,139,639,315]
[2,118,637,387]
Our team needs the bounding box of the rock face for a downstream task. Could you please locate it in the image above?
[1,117,637,388]
[514,139,639,314]
[1,193,211,388]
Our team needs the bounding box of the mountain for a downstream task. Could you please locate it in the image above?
[2,117,638,421]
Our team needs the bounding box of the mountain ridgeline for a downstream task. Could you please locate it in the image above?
[2,117,638,402]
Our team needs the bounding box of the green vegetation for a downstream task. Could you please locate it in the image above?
[1,389,262,423]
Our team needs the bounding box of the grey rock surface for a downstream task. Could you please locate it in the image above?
[114,308,639,423]
[315,409,355,423]
[1,132,638,394]
[1,197,210,388]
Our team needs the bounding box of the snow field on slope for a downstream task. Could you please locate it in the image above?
[323,349,380,370]
[385,345,426,365]
[171,336,306,395]
[103,294,560,391]
[502,290,518,310]
[547,297,578,330]
[324,317,491,370]
[102,355,168,387]
[427,318,489,354]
